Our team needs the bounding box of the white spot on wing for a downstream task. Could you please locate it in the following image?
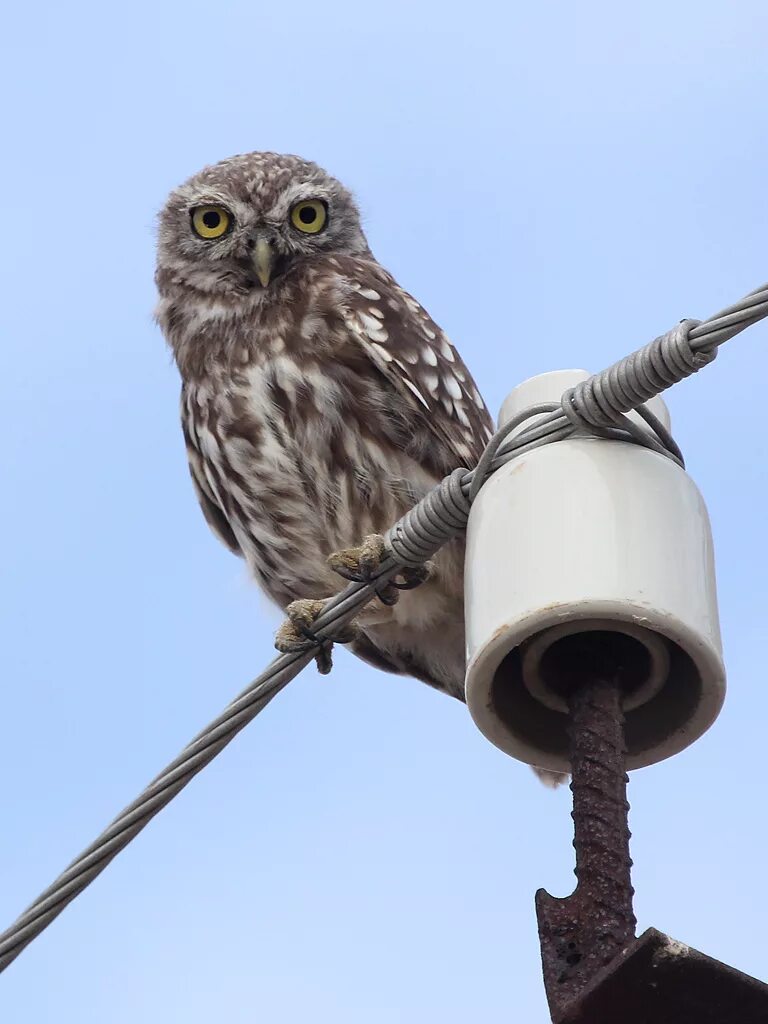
[359,312,388,341]
[423,326,436,339]
[402,377,430,409]
[444,374,463,400]
[371,342,392,362]
[440,339,455,361]
[359,288,381,300]
[421,345,438,366]
[422,369,439,395]
[455,404,471,427]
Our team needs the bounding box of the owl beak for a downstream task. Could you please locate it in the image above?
[252,235,276,288]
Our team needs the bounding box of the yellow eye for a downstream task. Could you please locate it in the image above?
[191,205,231,239]
[290,200,327,234]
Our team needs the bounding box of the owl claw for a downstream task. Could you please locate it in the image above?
[274,598,358,675]
[393,562,435,590]
[327,534,388,582]
[327,533,435,607]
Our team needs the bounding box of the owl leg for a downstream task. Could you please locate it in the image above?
[327,533,433,607]
[274,598,358,675]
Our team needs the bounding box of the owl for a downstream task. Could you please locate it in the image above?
[155,152,563,787]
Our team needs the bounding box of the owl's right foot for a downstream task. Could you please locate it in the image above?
[275,598,358,674]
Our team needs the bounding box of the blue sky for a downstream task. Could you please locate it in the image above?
[1,1,767,1020]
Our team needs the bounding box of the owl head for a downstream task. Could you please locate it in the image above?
[156,152,370,297]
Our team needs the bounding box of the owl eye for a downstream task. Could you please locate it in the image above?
[290,200,327,234]
[191,205,232,240]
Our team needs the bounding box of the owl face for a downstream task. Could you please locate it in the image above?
[157,152,370,297]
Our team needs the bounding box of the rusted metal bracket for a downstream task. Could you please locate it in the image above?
[536,678,636,1017]
[534,673,768,1023]
[551,927,768,1024]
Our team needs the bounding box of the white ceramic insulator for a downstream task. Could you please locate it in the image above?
[463,370,726,774]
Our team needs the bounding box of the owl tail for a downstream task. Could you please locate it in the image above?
[533,766,569,788]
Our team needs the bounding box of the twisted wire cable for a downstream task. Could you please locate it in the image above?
[0,280,765,974]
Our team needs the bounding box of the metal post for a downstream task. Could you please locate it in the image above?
[536,675,636,1020]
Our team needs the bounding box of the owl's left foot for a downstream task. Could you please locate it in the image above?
[275,598,358,675]
[327,533,434,606]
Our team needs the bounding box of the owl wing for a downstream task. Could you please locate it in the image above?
[182,416,243,556]
[337,257,495,472]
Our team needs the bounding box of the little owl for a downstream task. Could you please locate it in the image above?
[155,151,562,786]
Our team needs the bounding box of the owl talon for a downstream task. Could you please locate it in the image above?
[278,599,328,643]
[358,533,388,578]
[328,534,401,605]
[393,561,435,590]
[375,583,401,606]
[328,535,434,607]
[327,534,388,583]
[274,598,358,675]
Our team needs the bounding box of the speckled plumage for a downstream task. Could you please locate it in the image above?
[155,153,562,787]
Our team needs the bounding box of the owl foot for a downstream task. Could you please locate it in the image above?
[274,598,358,675]
[327,533,434,607]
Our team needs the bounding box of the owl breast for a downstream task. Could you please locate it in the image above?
[183,350,443,610]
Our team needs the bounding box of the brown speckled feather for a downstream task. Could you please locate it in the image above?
[337,256,494,468]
